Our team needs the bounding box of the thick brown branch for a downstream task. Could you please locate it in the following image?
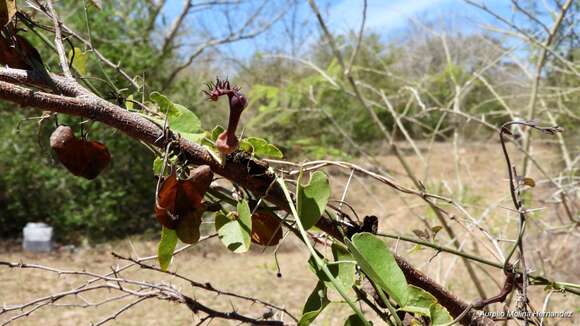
[0,67,84,96]
[182,296,283,325]
[395,257,494,325]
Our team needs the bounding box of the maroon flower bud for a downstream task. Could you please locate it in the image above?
[215,130,239,155]
[203,78,248,155]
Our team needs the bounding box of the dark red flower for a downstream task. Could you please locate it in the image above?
[203,78,248,155]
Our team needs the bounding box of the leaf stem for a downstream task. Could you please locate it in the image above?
[276,172,371,326]
[375,287,402,326]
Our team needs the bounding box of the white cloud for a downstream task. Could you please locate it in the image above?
[328,0,452,34]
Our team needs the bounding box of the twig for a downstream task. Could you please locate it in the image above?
[345,0,367,75]
[499,120,563,325]
[45,0,72,79]
[92,296,152,326]
[111,252,298,322]
[521,0,574,174]
[182,296,284,326]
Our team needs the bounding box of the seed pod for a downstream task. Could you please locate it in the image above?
[250,211,283,246]
[155,165,213,244]
[0,34,44,70]
[50,126,111,180]
[176,209,203,244]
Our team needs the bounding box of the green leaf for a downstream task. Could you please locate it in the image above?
[152,157,172,176]
[181,132,206,144]
[397,285,453,324]
[344,314,370,326]
[125,94,134,110]
[346,233,409,306]
[297,171,330,230]
[150,92,201,133]
[215,200,252,253]
[430,303,453,325]
[331,243,356,290]
[431,226,443,239]
[158,227,178,271]
[239,138,253,153]
[298,281,329,326]
[400,285,437,316]
[307,245,355,295]
[211,125,225,141]
[67,47,88,75]
[241,137,283,159]
[152,157,163,175]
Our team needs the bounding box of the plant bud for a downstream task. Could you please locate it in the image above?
[203,78,248,155]
[215,130,239,155]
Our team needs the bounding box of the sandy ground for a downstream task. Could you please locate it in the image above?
[1,141,578,325]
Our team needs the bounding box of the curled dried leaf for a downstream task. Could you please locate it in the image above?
[0,34,44,70]
[522,177,536,188]
[155,173,183,229]
[176,209,203,244]
[154,165,213,242]
[412,229,429,240]
[250,211,283,246]
[50,126,111,180]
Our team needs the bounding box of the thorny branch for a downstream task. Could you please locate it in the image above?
[498,121,563,326]
[0,234,289,325]
[111,252,298,322]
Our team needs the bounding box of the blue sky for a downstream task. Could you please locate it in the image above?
[162,0,544,59]
[320,0,532,40]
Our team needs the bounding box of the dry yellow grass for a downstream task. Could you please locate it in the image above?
[1,142,578,325]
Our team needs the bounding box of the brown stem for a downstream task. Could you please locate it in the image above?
[226,107,241,137]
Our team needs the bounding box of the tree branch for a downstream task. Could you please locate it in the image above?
[45,0,73,79]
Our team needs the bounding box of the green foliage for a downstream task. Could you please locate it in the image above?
[297,171,331,230]
[330,243,356,290]
[68,47,88,75]
[158,227,178,271]
[150,92,202,134]
[400,285,441,317]
[215,200,252,253]
[430,303,453,325]
[239,137,284,159]
[344,314,369,326]
[298,281,329,326]
[307,244,356,300]
[346,233,409,306]
[241,31,526,151]
[0,112,157,243]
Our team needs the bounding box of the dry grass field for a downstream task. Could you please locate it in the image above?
[1,142,578,325]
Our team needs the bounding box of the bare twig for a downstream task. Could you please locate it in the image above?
[45,0,73,78]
